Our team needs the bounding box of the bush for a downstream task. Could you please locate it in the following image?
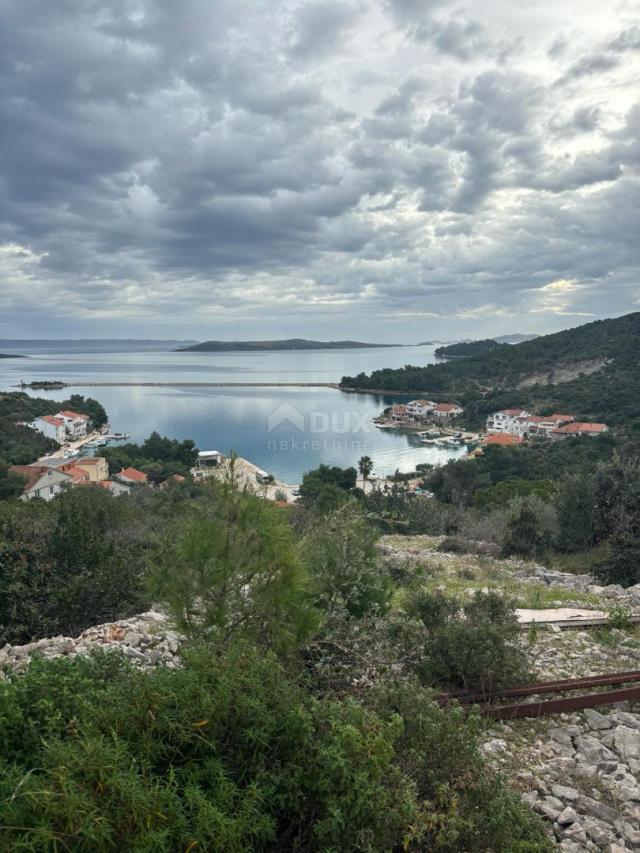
[0,489,149,645]
[0,645,418,852]
[436,536,468,554]
[502,497,557,559]
[368,681,552,852]
[302,504,393,618]
[593,535,640,587]
[403,589,530,696]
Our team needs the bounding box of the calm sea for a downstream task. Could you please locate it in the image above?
[0,342,464,483]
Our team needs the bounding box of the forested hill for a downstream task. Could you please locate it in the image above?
[435,339,505,358]
[177,338,397,352]
[341,312,640,429]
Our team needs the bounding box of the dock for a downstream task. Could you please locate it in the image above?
[17,381,341,389]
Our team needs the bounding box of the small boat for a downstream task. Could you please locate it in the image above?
[420,438,438,445]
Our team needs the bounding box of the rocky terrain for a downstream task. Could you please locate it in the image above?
[381,536,640,850]
[0,610,182,676]
[2,537,640,850]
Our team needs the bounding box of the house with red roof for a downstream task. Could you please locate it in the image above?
[115,467,149,485]
[29,415,67,443]
[552,422,609,439]
[432,402,464,421]
[483,433,523,447]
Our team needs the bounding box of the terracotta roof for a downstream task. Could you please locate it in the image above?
[75,456,104,465]
[499,409,529,417]
[62,465,91,483]
[40,415,65,427]
[484,433,523,446]
[58,410,89,419]
[553,422,608,434]
[434,402,461,412]
[118,466,148,482]
[410,399,432,406]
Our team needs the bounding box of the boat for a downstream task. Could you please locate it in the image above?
[85,438,108,448]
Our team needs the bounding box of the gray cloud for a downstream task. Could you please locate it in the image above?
[0,0,639,340]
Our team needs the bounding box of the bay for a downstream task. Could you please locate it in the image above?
[0,343,465,483]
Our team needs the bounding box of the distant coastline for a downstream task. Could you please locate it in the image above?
[175,338,401,353]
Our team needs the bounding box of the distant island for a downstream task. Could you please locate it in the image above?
[176,338,399,353]
[0,353,26,359]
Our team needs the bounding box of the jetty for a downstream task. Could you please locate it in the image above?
[17,381,340,389]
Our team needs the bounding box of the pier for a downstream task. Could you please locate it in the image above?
[18,381,341,389]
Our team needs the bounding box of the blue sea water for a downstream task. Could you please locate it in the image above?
[0,342,464,483]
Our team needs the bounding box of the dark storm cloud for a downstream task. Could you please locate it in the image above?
[0,0,639,338]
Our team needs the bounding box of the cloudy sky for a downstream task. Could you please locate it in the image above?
[1,0,639,342]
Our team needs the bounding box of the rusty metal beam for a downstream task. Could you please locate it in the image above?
[481,684,640,720]
[450,670,640,704]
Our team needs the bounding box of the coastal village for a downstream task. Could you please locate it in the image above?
[377,399,609,452]
[8,397,610,503]
[8,408,300,503]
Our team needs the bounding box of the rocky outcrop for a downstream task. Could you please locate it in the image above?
[0,611,183,676]
[484,703,640,851]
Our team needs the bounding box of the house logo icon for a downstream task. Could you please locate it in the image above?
[268,403,305,432]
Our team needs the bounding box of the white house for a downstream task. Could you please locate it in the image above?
[406,399,436,418]
[29,415,67,444]
[432,402,464,421]
[57,410,90,438]
[10,465,73,501]
[486,409,531,435]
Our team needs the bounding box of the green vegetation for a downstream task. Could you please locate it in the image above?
[177,338,396,352]
[151,469,315,652]
[101,430,198,482]
[0,392,108,499]
[0,460,555,849]
[435,339,505,358]
[0,486,151,646]
[403,589,530,696]
[0,644,550,852]
[298,463,358,512]
[342,310,640,429]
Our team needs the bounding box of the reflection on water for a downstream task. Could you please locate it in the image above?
[0,343,462,482]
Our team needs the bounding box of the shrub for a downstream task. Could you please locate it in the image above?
[0,645,418,852]
[502,497,557,559]
[403,589,530,696]
[367,681,552,852]
[302,504,393,618]
[0,489,149,645]
[593,535,640,587]
[436,536,468,554]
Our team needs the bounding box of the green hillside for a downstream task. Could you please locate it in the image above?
[341,312,640,429]
[177,338,397,352]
